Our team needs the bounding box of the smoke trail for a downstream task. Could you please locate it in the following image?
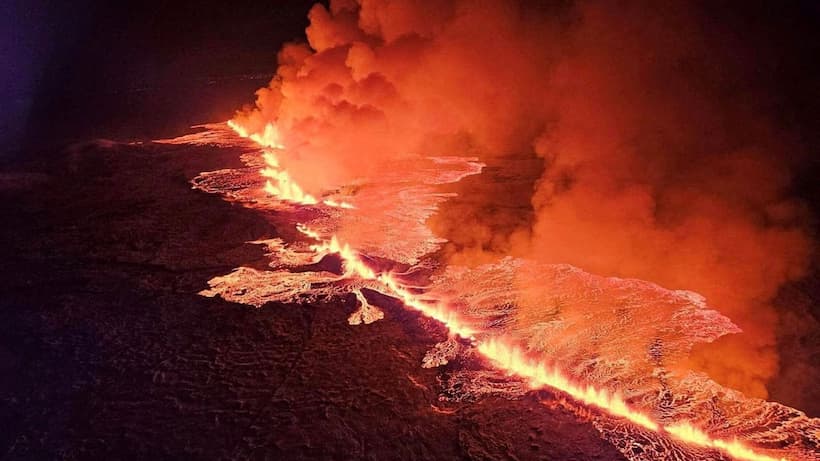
[233,0,815,399]
[525,1,813,398]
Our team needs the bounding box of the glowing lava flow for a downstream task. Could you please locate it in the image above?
[227,119,285,149]
[666,422,788,461]
[477,339,658,431]
[297,225,659,426]
[231,121,788,461]
[479,341,788,461]
[296,224,476,339]
[299,227,788,461]
[226,120,352,208]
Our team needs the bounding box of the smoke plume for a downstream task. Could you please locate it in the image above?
[234,0,815,399]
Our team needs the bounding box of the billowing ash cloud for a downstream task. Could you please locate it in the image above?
[233,0,815,399]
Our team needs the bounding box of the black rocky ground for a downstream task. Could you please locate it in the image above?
[0,141,626,460]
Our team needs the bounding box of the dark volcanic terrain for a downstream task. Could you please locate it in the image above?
[0,141,626,460]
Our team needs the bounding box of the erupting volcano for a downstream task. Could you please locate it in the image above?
[178,114,816,460]
[3,0,819,460]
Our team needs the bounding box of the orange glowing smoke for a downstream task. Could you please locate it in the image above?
[228,0,816,402]
[229,118,791,461]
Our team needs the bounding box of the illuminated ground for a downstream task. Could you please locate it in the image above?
[0,141,627,460]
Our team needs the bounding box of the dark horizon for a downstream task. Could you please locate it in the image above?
[2,0,322,153]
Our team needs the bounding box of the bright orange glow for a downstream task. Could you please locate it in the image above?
[322,198,356,209]
[297,225,790,461]
[227,120,354,208]
[226,119,284,149]
[666,422,787,461]
[297,224,477,339]
[231,117,789,461]
[477,338,659,431]
[259,150,319,205]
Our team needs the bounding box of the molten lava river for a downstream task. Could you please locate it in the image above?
[160,122,819,461]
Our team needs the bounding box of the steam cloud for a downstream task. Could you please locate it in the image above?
[233,0,815,400]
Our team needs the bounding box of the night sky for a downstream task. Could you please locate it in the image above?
[1,0,321,154]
